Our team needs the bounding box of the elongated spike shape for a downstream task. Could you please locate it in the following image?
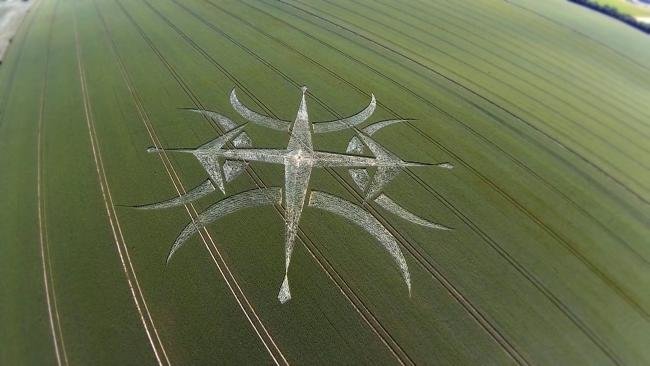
[279,86,314,303]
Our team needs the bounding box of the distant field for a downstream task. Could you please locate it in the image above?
[593,0,650,16]
[1,0,649,365]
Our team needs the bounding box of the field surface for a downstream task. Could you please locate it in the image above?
[1,0,649,365]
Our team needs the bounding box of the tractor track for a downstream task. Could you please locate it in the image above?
[168,0,641,363]
[72,9,171,365]
[144,0,527,363]
[112,0,414,363]
[35,1,69,365]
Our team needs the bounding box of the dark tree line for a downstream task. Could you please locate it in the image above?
[568,0,650,34]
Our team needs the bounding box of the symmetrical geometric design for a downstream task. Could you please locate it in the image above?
[138,87,453,303]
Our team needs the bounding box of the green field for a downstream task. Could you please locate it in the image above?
[1,0,649,364]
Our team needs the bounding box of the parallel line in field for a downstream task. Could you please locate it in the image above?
[71,12,171,366]
[95,3,290,365]
[157,3,492,362]
[120,0,414,363]
[273,0,650,320]
[246,0,648,226]
[503,0,650,75]
[197,1,630,362]
[107,1,295,363]
[408,171,628,364]
[429,0,650,121]
[253,0,648,342]
[252,2,637,361]
[217,0,648,272]
[166,1,641,363]
[282,3,631,361]
[34,1,69,365]
[369,0,650,138]
[282,0,650,200]
[339,0,650,148]
[125,0,411,362]
[451,0,650,116]
[158,1,522,363]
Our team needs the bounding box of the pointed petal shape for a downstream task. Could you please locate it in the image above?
[278,276,291,304]
[349,169,370,191]
[288,86,313,151]
[232,132,252,148]
[346,136,364,155]
[222,160,247,183]
[194,152,225,194]
[365,166,402,200]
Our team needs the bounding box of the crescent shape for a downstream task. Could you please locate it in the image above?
[133,179,215,210]
[185,108,238,131]
[374,194,452,231]
[230,89,291,131]
[167,187,283,262]
[308,190,411,295]
[313,94,376,133]
[363,119,410,135]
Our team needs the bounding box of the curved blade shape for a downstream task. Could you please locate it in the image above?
[230,89,290,131]
[363,119,409,135]
[133,179,216,210]
[375,194,452,230]
[308,191,411,295]
[167,187,282,263]
[186,108,238,131]
[313,94,376,133]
